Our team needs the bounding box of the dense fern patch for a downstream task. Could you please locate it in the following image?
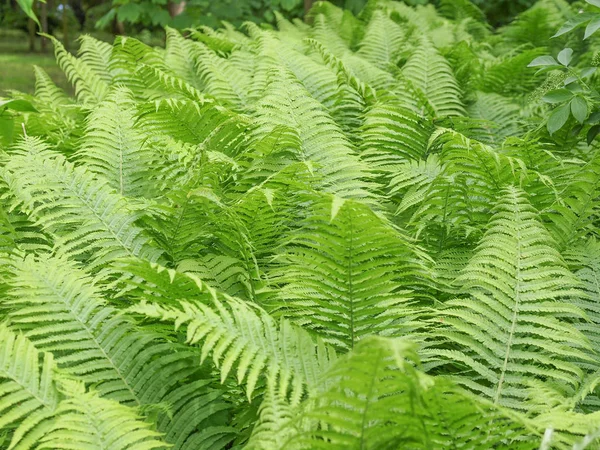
[1,0,600,448]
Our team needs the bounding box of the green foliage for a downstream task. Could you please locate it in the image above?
[2,0,600,448]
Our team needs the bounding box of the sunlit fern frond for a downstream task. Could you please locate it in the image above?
[271,194,424,352]
[272,337,538,450]
[356,10,406,69]
[47,35,109,104]
[250,68,373,200]
[164,27,204,89]
[77,34,113,84]
[422,186,592,409]
[2,136,163,269]
[6,253,236,450]
[402,37,465,118]
[77,86,156,198]
[131,290,338,401]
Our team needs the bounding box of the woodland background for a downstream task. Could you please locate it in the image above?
[0,0,570,94]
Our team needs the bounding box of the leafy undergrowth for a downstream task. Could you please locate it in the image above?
[1,0,600,449]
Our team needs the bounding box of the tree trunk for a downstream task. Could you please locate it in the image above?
[304,0,314,14]
[112,16,125,35]
[28,15,36,52]
[167,0,185,17]
[40,0,48,52]
[62,0,69,50]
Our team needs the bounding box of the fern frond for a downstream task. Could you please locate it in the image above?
[77,87,155,198]
[39,391,166,450]
[77,34,113,84]
[402,38,465,117]
[422,186,592,409]
[251,68,372,200]
[0,324,60,450]
[131,290,337,401]
[276,337,537,449]
[48,35,109,104]
[2,136,162,269]
[356,10,406,69]
[272,194,423,351]
[6,253,236,450]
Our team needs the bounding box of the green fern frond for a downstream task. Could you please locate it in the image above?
[402,38,465,117]
[2,136,162,269]
[47,35,109,104]
[6,253,236,450]
[0,324,61,450]
[77,35,113,85]
[422,186,592,409]
[39,391,167,450]
[272,194,423,351]
[356,10,406,69]
[77,87,155,197]
[164,27,203,89]
[131,291,337,401]
[251,68,372,200]
[275,336,537,449]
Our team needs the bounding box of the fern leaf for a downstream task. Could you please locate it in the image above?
[2,137,162,269]
[422,186,592,409]
[402,38,465,117]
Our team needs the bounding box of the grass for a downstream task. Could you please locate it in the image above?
[0,30,71,96]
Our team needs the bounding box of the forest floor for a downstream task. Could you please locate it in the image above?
[0,31,69,95]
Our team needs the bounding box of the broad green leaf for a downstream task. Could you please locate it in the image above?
[571,97,588,124]
[117,3,143,23]
[552,13,595,37]
[585,16,600,38]
[586,0,600,8]
[581,67,597,78]
[281,0,299,11]
[0,99,38,113]
[528,56,559,67]
[548,103,571,135]
[16,0,43,27]
[542,89,573,104]
[557,48,574,66]
[587,124,600,144]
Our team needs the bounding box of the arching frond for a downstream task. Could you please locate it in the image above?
[2,137,162,269]
[274,337,538,450]
[356,10,406,69]
[422,186,592,409]
[131,289,338,401]
[402,38,465,118]
[6,253,236,450]
[0,324,60,450]
[47,35,109,104]
[272,195,423,351]
[39,391,166,450]
[77,87,155,198]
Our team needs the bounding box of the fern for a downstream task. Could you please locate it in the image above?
[422,186,592,409]
[2,137,162,269]
[3,0,600,447]
[402,37,466,117]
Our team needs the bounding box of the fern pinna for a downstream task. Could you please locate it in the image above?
[1,0,600,448]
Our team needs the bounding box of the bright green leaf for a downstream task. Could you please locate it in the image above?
[542,89,573,104]
[585,16,600,38]
[552,13,595,37]
[117,3,143,23]
[16,0,43,27]
[571,97,588,124]
[548,103,571,135]
[528,56,559,68]
[0,99,38,113]
[586,0,600,8]
[557,48,574,66]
